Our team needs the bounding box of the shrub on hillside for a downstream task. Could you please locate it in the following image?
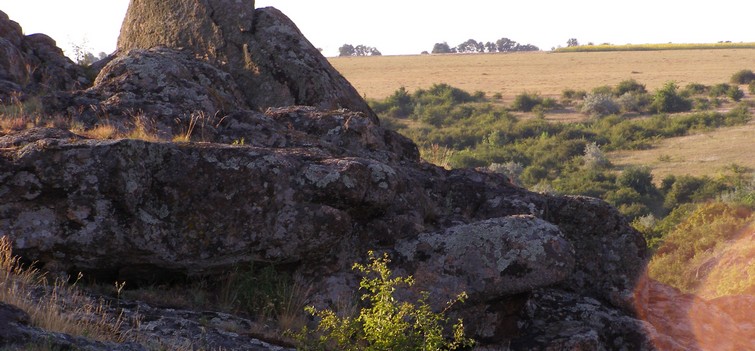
[662,175,730,210]
[750,80,755,94]
[511,92,543,112]
[618,166,657,197]
[583,142,610,169]
[581,93,620,117]
[728,86,745,101]
[561,89,587,104]
[616,92,648,113]
[730,69,755,84]
[370,87,414,118]
[414,83,482,106]
[650,82,692,113]
[682,83,709,96]
[614,79,647,96]
[590,85,612,96]
[709,83,744,101]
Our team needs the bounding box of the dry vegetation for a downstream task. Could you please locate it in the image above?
[330,49,755,101]
[609,120,755,183]
[0,236,128,343]
[331,49,755,181]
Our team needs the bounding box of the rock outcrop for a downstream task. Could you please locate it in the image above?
[0,117,649,348]
[58,47,250,135]
[3,4,747,351]
[117,0,376,121]
[0,11,90,102]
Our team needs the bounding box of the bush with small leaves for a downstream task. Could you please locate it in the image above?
[616,92,647,113]
[727,86,744,101]
[614,79,647,96]
[561,89,587,103]
[583,141,610,169]
[650,82,692,113]
[730,69,755,84]
[511,92,543,112]
[708,83,729,97]
[591,85,614,95]
[581,93,620,117]
[710,83,745,101]
[295,252,474,351]
[682,83,709,96]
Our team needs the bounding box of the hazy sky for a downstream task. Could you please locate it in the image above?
[2,0,752,59]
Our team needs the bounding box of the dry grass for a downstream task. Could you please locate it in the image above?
[0,236,127,343]
[329,49,755,101]
[608,120,755,183]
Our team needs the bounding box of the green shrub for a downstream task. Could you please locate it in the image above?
[650,82,692,113]
[581,93,619,116]
[616,92,648,112]
[691,97,711,111]
[583,141,610,169]
[682,83,708,96]
[709,83,744,101]
[730,69,755,84]
[295,252,474,351]
[727,86,745,101]
[614,79,647,96]
[414,83,482,106]
[591,85,613,95]
[511,92,543,112]
[709,83,735,98]
[385,87,414,118]
[561,89,587,103]
[662,175,730,210]
[618,166,657,196]
[749,81,755,94]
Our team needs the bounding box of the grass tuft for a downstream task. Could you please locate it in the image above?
[0,236,127,342]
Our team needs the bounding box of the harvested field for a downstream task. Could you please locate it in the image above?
[609,120,755,182]
[329,49,755,101]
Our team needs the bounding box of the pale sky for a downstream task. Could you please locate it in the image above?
[2,0,753,59]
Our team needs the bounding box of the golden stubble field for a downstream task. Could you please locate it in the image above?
[330,49,755,178]
[609,120,755,183]
[329,49,755,100]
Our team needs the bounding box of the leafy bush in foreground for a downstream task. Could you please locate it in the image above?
[295,252,473,351]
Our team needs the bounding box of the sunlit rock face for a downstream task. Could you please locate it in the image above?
[117,0,376,120]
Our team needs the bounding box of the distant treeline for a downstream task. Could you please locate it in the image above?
[555,42,755,53]
[429,38,539,54]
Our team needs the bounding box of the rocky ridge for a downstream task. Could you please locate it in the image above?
[0,3,751,350]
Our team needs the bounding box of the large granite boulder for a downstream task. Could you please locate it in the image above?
[116,0,376,121]
[0,114,649,348]
[56,47,250,135]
